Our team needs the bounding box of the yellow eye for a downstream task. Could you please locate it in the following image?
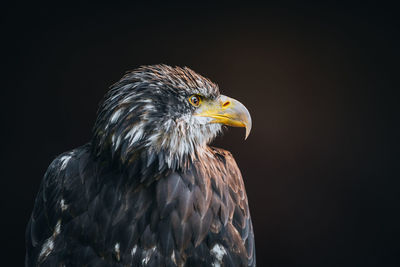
[189,95,202,107]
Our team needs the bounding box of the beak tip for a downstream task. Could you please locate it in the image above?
[244,123,252,140]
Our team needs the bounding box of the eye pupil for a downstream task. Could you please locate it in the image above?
[192,96,198,104]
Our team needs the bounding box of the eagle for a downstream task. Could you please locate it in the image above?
[25,65,255,267]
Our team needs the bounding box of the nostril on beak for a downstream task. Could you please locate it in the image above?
[222,101,230,107]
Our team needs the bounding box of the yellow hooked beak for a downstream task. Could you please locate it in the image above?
[194,95,252,139]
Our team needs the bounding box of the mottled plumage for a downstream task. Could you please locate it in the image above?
[26,65,255,266]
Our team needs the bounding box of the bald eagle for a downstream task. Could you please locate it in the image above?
[25,65,255,267]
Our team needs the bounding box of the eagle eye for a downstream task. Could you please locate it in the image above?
[189,95,202,107]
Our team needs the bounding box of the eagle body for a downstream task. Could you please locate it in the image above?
[26,65,255,266]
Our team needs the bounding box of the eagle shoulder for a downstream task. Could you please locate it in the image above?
[194,146,256,266]
[25,144,97,266]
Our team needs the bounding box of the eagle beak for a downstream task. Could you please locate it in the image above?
[194,94,252,139]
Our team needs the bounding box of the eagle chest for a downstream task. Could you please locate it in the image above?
[88,161,240,265]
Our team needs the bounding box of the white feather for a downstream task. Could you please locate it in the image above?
[210,243,227,267]
[60,199,68,211]
[110,109,123,123]
[39,220,61,262]
[141,246,156,265]
[59,155,72,170]
[131,245,137,256]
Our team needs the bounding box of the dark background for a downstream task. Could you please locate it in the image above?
[2,2,399,266]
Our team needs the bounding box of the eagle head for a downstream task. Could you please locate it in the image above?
[92,65,251,170]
